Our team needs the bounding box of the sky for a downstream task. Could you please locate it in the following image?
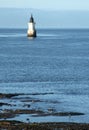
[0,0,89,28]
[0,0,89,10]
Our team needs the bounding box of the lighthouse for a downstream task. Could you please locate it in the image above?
[27,14,37,37]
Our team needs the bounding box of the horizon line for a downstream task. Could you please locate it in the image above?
[0,7,89,12]
[0,27,89,30]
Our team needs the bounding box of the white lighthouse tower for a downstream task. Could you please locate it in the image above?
[27,14,37,37]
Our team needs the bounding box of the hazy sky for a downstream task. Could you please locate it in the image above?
[0,0,89,28]
[0,0,89,10]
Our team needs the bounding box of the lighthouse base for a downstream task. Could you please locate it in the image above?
[27,30,37,38]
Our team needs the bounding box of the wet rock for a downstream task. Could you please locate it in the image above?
[0,93,23,99]
[23,104,31,108]
[0,102,11,106]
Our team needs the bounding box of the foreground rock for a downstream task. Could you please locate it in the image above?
[0,121,89,130]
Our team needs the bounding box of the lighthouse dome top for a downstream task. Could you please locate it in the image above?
[30,14,34,23]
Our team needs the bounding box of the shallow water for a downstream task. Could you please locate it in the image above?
[0,29,89,123]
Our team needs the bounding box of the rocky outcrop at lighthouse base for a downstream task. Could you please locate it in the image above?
[27,29,36,37]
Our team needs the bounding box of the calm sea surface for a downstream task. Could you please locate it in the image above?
[0,29,89,123]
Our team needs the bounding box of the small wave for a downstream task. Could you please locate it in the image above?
[38,33,58,37]
[0,34,25,38]
[38,34,59,40]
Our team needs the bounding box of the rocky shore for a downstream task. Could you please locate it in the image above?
[0,93,89,130]
[0,121,89,130]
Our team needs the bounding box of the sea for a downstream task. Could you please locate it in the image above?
[0,28,89,123]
